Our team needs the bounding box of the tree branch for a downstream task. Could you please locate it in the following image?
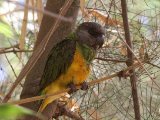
[95,57,127,63]
[121,0,141,120]
[0,49,33,54]
[8,61,142,105]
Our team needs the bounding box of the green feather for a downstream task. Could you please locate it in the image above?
[40,37,76,91]
[66,32,77,40]
[77,43,95,64]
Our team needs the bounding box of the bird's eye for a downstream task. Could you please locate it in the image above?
[88,29,100,37]
[88,29,95,36]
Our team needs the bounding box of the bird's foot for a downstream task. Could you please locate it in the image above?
[67,83,77,94]
[81,81,89,90]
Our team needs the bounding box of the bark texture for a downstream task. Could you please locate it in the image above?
[20,0,79,119]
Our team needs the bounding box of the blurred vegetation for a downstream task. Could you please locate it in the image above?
[0,104,33,120]
[0,104,45,120]
[0,0,160,119]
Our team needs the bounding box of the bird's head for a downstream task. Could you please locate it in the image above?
[76,22,105,50]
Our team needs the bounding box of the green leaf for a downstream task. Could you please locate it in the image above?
[0,22,13,38]
[0,104,45,120]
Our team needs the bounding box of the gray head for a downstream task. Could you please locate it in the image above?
[76,22,105,50]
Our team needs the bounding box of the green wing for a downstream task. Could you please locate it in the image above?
[39,39,76,91]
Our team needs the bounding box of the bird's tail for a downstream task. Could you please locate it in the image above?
[38,84,66,112]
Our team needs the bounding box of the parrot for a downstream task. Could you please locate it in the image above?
[39,22,105,112]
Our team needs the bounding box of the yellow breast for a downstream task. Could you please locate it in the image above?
[45,46,90,93]
[40,47,90,111]
[56,46,90,86]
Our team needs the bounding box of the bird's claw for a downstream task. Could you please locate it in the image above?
[67,83,77,94]
[81,82,89,90]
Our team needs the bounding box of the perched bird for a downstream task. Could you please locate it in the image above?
[39,22,105,111]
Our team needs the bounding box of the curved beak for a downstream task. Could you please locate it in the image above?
[93,35,104,49]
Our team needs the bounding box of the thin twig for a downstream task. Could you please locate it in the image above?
[4,54,17,78]
[95,57,127,63]
[0,44,19,51]
[146,62,160,69]
[8,61,141,105]
[0,49,33,54]
[4,54,23,87]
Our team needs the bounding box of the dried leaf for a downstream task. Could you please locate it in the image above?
[0,92,5,98]
[80,0,90,21]
[120,46,127,56]
[80,0,85,11]
[60,94,79,112]
[67,99,79,112]
[88,9,123,26]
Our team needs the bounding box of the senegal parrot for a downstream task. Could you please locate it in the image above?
[39,22,105,111]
